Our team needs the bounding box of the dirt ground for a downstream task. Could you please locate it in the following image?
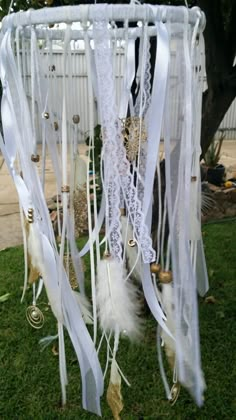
[0,140,236,250]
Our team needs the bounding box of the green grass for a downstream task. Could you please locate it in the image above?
[0,221,236,419]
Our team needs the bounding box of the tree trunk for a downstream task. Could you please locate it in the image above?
[201,84,236,157]
[198,0,236,156]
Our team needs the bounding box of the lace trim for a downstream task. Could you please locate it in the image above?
[134,28,151,207]
[93,14,123,261]
[93,10,155,263]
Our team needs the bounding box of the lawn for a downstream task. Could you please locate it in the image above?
[0,221,235,419]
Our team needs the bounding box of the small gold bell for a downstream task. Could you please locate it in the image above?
[128,239,136,247]
[54,121,59,131]
[72,114,80,124]
[158,270,172,284]
[150,263,161,274]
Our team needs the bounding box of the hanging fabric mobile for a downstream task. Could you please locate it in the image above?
[0,3,208,417]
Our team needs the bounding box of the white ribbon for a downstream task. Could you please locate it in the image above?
[119,37,135,118]
[143,20,169,224]
[163,8,206,406]
[0,28,104,415]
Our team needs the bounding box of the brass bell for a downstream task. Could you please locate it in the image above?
[158,270,172,284]
[128,239,136,247]
[72,114,80,124]
[150,263,161,274]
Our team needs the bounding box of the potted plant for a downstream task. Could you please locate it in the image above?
[202,132,226,186]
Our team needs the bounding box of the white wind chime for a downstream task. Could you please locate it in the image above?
[0,3,209,417]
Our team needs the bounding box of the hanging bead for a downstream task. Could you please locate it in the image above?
[43,111,50,119]
[72,114,80,124]
[103,250,111,259]
[61,185,70,193]
[158,270,172,284]
[28,208,34,223]
[150,263,161,274]
[31,154,40,162]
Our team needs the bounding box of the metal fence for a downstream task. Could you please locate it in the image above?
[215,99,236,140]
[24,47,236,142]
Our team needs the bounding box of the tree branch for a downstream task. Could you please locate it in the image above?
[224,65,236,88]
[226,0,236,63]
[199,1,230,86]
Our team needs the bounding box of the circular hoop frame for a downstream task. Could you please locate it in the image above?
[2,5,205,32]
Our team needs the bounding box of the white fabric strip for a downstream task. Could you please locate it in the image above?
[0,28,104,416]
[163,9,205,406]
[143,21,169,224]
[84,30,99,344]
[190,29,209,297]
[119,37,135,118]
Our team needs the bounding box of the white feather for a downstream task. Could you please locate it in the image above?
[161,283,176,368]
[121,215,142,283]
[27,223,44,272]
[39,334,59,351]
[73,291,93,324]
[201,190,215,213]
[96,258,141,339]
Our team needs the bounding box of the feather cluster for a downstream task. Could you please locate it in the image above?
[96,258,141,339]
